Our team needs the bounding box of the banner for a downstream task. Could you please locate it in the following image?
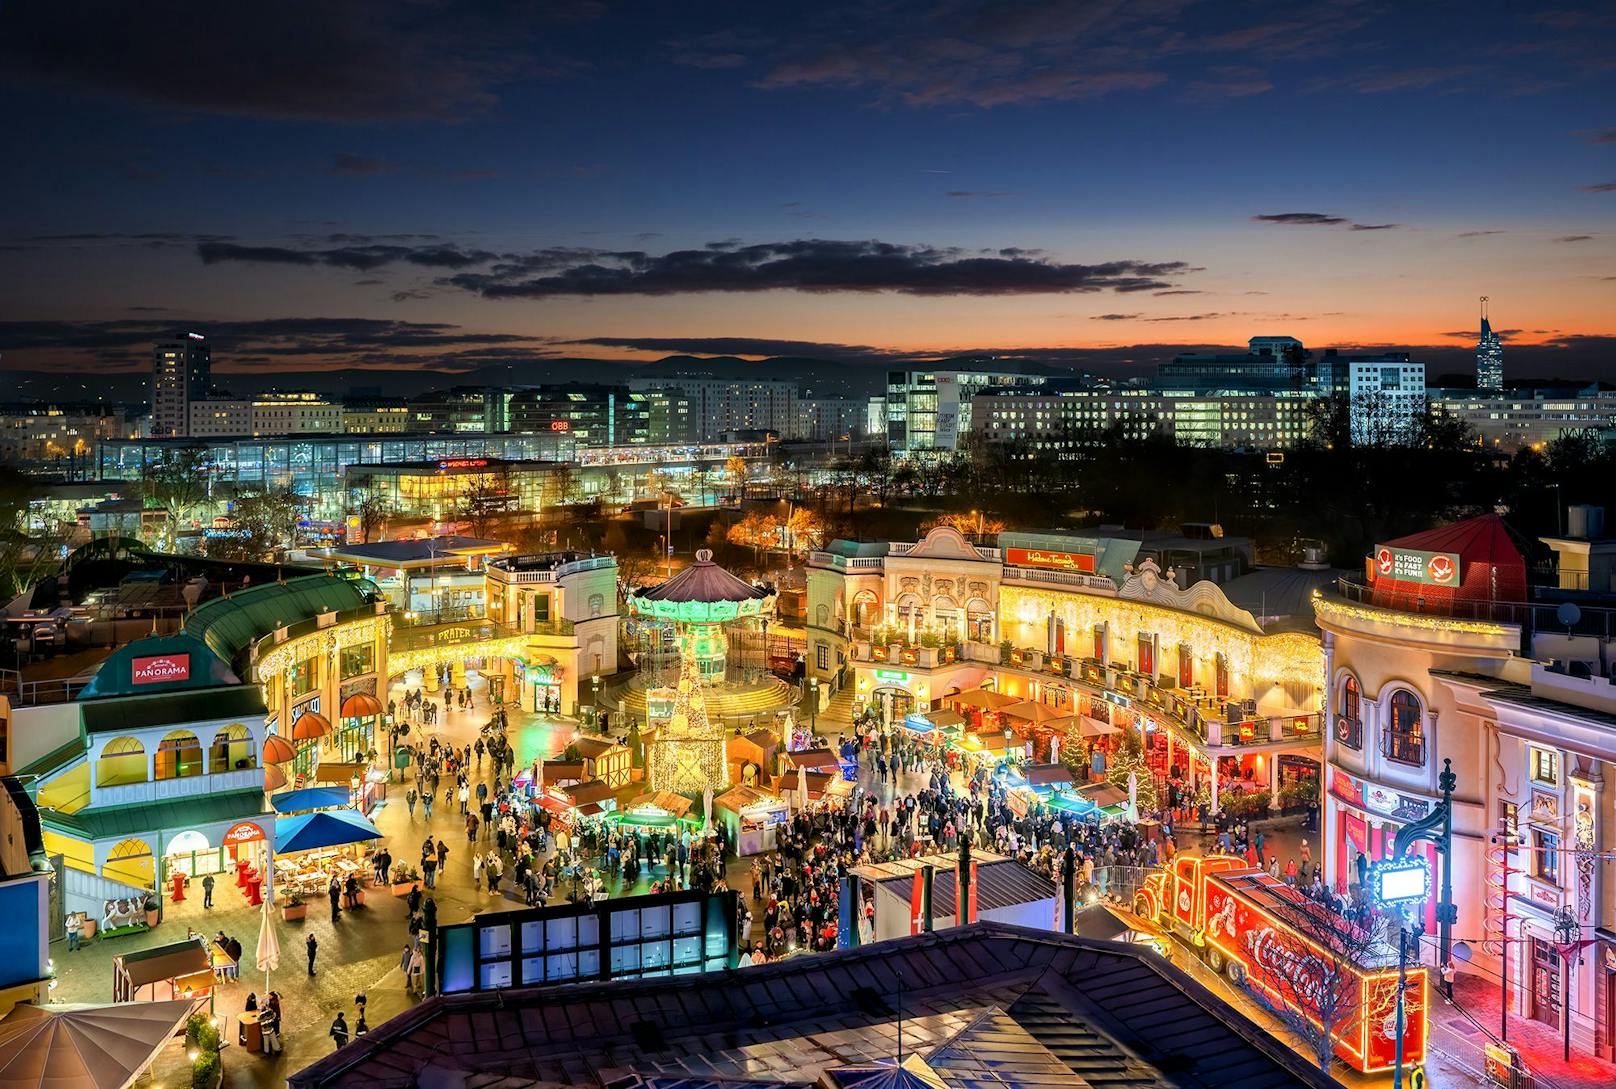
[910,870,925,934]
[1373,544,1460,587]
[1006,547,1096,574]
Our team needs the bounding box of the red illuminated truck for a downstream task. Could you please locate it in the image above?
[1135,854,1427,1074]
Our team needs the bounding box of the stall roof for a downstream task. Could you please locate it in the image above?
[1075,783,1128,808]
[784,748,841,770]
[713,785,780,813]
[540,760,586,782]
[0,998,201,1089]
[563,780,616,806]
[270,786,351,814]
[274,808,382,854]
[113,940,211,989]
[571,736,622,760]
[951,689,1017,710]
[312,760,366,784]
[924,709,966,729]
[626,791,693,819]
[1024,763,1074,787]
[41,789,267,842]
[873,858,1055,917]
[1000,700,1064,724]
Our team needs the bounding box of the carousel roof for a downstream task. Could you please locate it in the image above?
[633,550,771,605]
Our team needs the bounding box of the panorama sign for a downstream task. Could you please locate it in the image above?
[131,653,191,685]
[1374,544,1461,588]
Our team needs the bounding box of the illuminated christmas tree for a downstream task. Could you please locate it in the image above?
[1107,730,1157,813]
[647,630,730,794]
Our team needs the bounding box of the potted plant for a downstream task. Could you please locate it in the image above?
[144,892,160,928]
[390,864,421,896]
[281,892,307,921]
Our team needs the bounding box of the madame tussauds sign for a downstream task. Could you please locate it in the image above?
[131,653,190,685]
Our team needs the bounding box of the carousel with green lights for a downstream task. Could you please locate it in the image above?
[620,547,792,736]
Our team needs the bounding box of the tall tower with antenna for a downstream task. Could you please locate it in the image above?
[1475,296,1504,392]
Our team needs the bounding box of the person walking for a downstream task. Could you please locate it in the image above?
[202,873,215,909]
[406,787,417,820]
[328,875,342,921]
[329,1013,349,1051]
[306,932,319,975]
[422,786,435,820]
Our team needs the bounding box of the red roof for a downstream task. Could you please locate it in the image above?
[1373,513,1528,605]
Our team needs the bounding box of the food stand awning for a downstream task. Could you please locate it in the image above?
[1049,714,1121,737]
[273,808,382,854]
[0,998,200,1089]
[270,786,351,814]
[1001,700,1064,724]
[541,760,587,783]
[951,689,1017,710]
[924,708,966,729]
[713,785,779,813]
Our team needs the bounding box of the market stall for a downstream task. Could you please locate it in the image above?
[725,729,777,785]
[311,759,387,816]
[0,998,203,1089]
[271,808,382,900]
[610,791,699,834]
[713,785,788,856]
[111,938,215,1004]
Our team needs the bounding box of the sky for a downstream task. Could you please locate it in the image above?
[1,0,1613,384]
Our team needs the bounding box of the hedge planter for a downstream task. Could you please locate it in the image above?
[281,903,307,921]
[392,882,418,897]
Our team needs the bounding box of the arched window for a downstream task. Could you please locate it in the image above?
[1385,690,1425,766]
[1335,675,1363,750]
[209,724,256,774]
[154,730,203,781]
[96,736,147,787]
[103,837,154,888]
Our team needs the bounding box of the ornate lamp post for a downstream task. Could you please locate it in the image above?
[809,676,820,733]
[1552,907,1581,1063]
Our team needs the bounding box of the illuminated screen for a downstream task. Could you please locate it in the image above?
[439,888,736,993]
[1374,862,1428,904]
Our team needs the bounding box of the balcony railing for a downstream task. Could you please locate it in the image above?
[1331,577,1616,638]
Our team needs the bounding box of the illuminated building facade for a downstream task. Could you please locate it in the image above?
[485,551,620,715]
[807,526,1324,809]
[1316,512,1616,1061]
[150,333,211,438]
[1477,302,1505,392]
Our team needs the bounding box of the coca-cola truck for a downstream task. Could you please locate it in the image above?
[1135,854,1427,1074]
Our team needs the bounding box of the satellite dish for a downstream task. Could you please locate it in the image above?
[1557,602,1582,629]
[1452,940,1473,963]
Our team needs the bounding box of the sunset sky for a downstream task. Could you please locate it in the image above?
[2,1,1613,381]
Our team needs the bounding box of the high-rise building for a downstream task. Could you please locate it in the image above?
[1476,296,1504,392]
[1347,357,1426,446]
[885,368,1047,452]
[627,376,796,439]
[150,333,212,437]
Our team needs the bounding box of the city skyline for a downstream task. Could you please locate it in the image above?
[1,2,1613,381]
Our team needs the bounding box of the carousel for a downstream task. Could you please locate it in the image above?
[619,550,794,722]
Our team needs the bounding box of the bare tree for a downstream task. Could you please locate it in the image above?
[143,446,213,550]
[350,481,392,543]
[1239,893,1391,1075]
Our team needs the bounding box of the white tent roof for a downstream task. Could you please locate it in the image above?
[0,999,198,1089]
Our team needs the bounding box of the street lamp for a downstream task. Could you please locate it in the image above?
[808,676,819,733]
[1553,907,1581,1063]
[591,673,601,727]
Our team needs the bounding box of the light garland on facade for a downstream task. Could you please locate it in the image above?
[1311,590,1517,637]
[254,615,392,684]
[388,634,528,678]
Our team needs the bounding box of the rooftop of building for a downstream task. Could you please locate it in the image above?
[488,551,617,574]
[183,573,380,669]
[314,537,511,568]
[1221,567,1350,631]
[288,924,1334,1089]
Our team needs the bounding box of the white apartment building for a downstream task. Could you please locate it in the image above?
[627,377,797,439]
[1347,359,1426,445]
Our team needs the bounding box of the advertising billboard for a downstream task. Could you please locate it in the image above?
[131,653,191,685]
[1004,547,1097,574]
[1373,544,1460,587]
